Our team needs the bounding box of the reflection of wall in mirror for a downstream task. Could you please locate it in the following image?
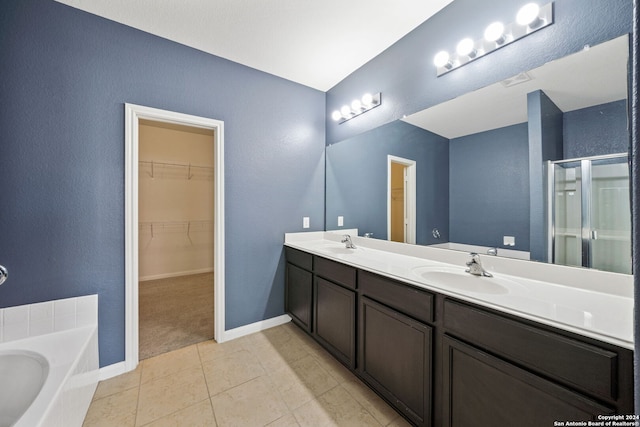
[325,120,449,245]
[327,99,628,258]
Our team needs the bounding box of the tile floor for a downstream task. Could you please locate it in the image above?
[83,322,412,427]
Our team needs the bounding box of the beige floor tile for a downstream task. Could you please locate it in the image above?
[266,413,301,427]
[210,376,288,427]
[83,324,405,427]
[141,345,201,384]
[309,351,357,385]
[294,385,382,427]
[246,324,295,348]
[341,379,399,426]
[202,349,266,396]
[83,387,139,427]
[254,342,296,372]
[386,415,414,427]
[142,399,216,427]
[93,366,142,401]
[197,337,247,363]
[269,355,339,410]
[136,366,209,426]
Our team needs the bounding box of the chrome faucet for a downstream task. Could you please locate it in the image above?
[466,253,493,277]
[341,234,356,249]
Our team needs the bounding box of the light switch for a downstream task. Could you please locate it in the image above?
[303,217,310,229]
[503,236,515,246]
[338,216,344,226]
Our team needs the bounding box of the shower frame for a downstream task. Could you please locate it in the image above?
[547,152,630,272]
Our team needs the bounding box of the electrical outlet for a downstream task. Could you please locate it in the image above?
[338,216,344,226]
[303,217,310,229]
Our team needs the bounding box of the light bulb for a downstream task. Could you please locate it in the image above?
[516,3,541,26]
[351,99,362,111]
[361,93,374,107]
[340,105,352,118]
[434,51,451,68]
[331,110,342,121]
[456,38,476,57]
[484,22,505,43]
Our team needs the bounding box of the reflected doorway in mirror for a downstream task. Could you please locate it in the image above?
[388,155,416,244]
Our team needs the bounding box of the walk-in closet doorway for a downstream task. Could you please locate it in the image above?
[125,104,225,372]
[138,120,215,359]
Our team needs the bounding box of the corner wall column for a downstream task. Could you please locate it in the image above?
[528,90,564,262]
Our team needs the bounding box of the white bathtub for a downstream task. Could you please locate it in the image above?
[0,325,98,427]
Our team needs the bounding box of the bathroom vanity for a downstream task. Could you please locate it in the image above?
[284,233,634,427]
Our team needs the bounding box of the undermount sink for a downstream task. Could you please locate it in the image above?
[412,266,519,295]
[318,244,359,255]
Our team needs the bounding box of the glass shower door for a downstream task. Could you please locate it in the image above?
[589,157,631,274]
[551,155,631,274]
[552,161,583,268]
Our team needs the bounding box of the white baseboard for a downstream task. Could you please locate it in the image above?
[98,314,292,380]
[99,361,128,381]
[139,268,214,282]
[220,314,292,342]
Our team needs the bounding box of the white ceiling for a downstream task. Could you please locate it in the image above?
[403,35,629,139]
[55,0,454,91]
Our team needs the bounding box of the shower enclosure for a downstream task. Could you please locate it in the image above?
[549,153,631,274]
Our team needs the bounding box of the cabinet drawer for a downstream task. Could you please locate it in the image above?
[359,270,433,324]
[314,256,357,290]
[285,247,313,271]
[442,335,613,426]
[443,300,618,402]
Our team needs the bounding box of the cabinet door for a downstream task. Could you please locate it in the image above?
[314,277,356,368]
[442,336,614,427]
[359,297,432,427]
[285,263,313,332]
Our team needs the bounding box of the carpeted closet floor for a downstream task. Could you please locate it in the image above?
[139,272,214,360]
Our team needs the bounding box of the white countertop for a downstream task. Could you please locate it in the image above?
[285,231,634,350]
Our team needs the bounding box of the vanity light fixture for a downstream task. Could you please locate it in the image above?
[332,92,382,123]
[434,1,553,76]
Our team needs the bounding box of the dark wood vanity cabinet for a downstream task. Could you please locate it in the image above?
[284,248,313,332]
[313,256,357,368]
[442,336,613,427]
[442,300,634,425]
[314,277,356,368]
[358,270,434,427]
[360,296,432,426]
[285,249,357,367]
[284,247,634,427]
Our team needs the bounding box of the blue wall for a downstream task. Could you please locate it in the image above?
[449,123,530,251]
[326,121,449,244]
[0,0,325,367]
[564,100,630,158]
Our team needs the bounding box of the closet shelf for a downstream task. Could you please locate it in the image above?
[139,160,214,180]
[139,220,213,238]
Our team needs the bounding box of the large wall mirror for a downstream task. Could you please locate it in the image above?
[326,34,631,274]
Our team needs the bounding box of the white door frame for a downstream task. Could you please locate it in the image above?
[124,103,226,373]
[387,155,416,244]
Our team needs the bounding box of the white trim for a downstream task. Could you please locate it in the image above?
[387,155,416,244]
[99,361,128,381]
[139,268,214,282]
[222,314,292,341]
[101,315,291,381]
[124,103,226,374]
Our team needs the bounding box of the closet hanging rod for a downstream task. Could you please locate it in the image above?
[139,160,213,170]
[139,160,213,179]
